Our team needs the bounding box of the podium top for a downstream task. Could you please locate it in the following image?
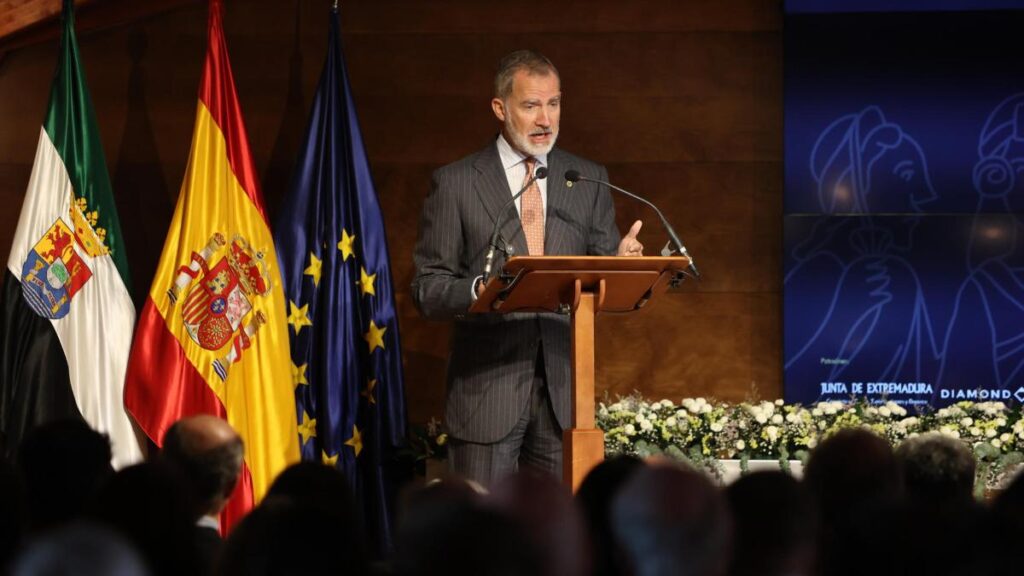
[470,255,690,314]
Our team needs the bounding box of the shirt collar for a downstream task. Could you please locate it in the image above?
[197,515,220,530]
[496,133,548,172]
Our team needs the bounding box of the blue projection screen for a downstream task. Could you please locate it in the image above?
[783,9,1024,407]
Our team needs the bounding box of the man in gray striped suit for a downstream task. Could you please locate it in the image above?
[412,50,643,487]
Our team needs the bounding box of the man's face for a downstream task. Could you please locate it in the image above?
[493,69,561,156]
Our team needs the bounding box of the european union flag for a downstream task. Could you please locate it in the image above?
[274,6,407,554]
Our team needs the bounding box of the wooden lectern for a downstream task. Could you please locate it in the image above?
[470,255,690,491]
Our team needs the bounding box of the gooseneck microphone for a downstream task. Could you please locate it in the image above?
[564,169,700,279]
[482,166,549,282]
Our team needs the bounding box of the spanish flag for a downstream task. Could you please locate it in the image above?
[124,0,298,529]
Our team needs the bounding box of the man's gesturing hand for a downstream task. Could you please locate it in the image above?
[617,220,644,257]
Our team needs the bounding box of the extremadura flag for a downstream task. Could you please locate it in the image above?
[0,0,143,469]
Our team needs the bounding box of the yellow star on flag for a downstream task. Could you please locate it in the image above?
[303,252,322,286]
[359,266,377,297]
[364,320,387,354]
[322,450,339,467]
[287,300,312,335]
[345,425,363,457]
[361,379,377,405]
[298,411,317,445]
[338,229,356,262]
[291,362,308,388]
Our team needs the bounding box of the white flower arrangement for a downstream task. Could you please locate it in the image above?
[597,395,1024,492]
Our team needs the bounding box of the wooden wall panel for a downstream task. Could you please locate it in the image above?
[0,0,784,426]
[597,291,780,400]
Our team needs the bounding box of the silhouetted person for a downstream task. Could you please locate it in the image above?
[265,462,367,572]
[895,433,990,576]
[16,419,113,533]
[576,456,644,576]
[0,454,26,570]
[395,479,542,576]
[610,462,732,576]
[896,432,975,506]
[161,414,244,574]
[803,428,903,576]
[726,471,816,576]
[990,470,1024,574]
[267,461,357,517]
[491,470,589,576]
[804,428,902,521]
[219,495,370,576]
[11,521,149,576]
[90,461,200,576]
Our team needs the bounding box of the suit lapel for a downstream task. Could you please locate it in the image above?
[473,143,529,258]
[545,148,572,256]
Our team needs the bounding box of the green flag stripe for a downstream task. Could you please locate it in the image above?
[42,0,131,290]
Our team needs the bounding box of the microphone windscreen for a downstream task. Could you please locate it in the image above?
[535,166,549,179]
[564,169,581,183]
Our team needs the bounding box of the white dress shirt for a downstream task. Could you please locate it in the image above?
[472,136,550,300]
[496,133,548,218]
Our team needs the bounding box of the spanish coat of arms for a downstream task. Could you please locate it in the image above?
[167,232,272,381]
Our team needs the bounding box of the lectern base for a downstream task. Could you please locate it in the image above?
[563,428,605,491]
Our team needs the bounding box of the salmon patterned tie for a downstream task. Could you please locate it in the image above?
[521,157,545,255]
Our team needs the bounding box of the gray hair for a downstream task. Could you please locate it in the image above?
[896,432,976,501]
[163,420,244,518]
[494,50,559,100]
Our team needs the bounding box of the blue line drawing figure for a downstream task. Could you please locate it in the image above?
[937,94,1024,403]
[786,107,941,400]
[809,106,938,218]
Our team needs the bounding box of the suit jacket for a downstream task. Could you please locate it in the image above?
[412,142,620,443]
[193,523,223,576]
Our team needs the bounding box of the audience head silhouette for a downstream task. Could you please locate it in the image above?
[726,471,816,576]
[395,477,543,576]
[611,462,732,576]
[17,419,113,533]
[896,431,976,506]
[11,521,150,576]
[90,460,200,576]
[576,455,645,576]
[162,414,244,521]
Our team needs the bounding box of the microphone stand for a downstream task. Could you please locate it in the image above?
[566,170,700,281]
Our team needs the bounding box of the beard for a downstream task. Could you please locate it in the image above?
[505,116,558,157]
